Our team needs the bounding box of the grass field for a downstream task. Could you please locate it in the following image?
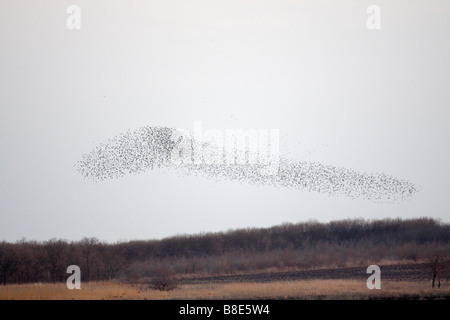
[1,279,449,300]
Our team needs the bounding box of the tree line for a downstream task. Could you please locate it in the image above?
[1,217,449,284]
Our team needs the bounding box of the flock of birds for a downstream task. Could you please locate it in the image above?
[76,125,418,203]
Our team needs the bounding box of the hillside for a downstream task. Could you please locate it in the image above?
[1,217,449,284]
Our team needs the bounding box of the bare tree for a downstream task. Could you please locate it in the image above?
[80,237,100,281]
[0,243,19,285]
[428,252,449,288]
[100,245,127,280]
[44,239,70,282]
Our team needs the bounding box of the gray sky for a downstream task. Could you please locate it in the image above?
[1,0,449,242]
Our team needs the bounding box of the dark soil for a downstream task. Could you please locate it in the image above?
[181,262,442,285]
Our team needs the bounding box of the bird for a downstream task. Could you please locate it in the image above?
[76,125,417,203]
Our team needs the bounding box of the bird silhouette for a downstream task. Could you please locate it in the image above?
[75,125,418,203]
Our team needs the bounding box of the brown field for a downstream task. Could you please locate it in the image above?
[1,279,449,300]
[181,262,437,284]
[1,262,449,300]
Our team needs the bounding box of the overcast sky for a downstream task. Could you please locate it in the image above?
[1,0,449,242]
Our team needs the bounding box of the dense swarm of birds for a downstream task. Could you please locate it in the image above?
[76,126,418,203]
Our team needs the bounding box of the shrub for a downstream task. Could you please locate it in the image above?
[151,267,178,291]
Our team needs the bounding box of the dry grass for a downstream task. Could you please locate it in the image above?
[1,280,449,300]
